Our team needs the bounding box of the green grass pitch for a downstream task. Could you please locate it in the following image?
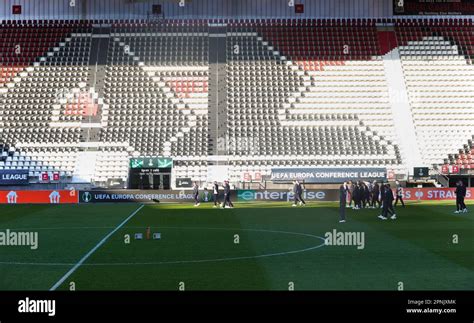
[0,201,472,291]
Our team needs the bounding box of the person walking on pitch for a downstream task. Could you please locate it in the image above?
[394,181,405,207]
[379,182,386,209]
[213,181,220,208]
[223,180,233,208]
[454,180,468,214]
[347,181,354,208]
[386,184,396,219]
[292,180,306,206]
[192,182,200,206]
[363,182,370,208]
[379,184,396,220]
[339,182,348,223]
[352,183,360,210]
[371,181,380,209]
[355,182,363,210]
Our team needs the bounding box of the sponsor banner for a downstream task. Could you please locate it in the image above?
[394,0,474,15]
[0,170,29,185]
[0,190,78,204]
[237,189,339,202]
[175,178,193,188]
[271,168,386,183]
[79,190,237,203]
[401,188,474,201]
[238,188,474,202]
[3,188,466,204]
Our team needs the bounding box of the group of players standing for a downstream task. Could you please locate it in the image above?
[292,179,405,223]
[339,180,405,223]
[192,181,234,208]
[346,180,405,210]
[191,178,469,218]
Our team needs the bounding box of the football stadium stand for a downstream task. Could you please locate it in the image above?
[0,18,472,186]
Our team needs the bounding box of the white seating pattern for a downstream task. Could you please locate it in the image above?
[399,37,474,166]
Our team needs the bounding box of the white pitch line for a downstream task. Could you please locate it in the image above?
[2,227,326,268]
[49,204,144,291]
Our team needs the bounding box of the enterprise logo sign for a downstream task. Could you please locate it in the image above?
[238,190,327,201]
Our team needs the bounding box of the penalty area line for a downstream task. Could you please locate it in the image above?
[49,204,145,291]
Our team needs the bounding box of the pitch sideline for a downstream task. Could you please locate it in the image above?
[49,204,145,291]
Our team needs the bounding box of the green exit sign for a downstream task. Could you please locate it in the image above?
[130,157,173,169]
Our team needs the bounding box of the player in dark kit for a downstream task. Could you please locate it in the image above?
[292,180,306,206]
[192,182,200,206]
[339,182,348,223]
[454,180,467,214]
[355,182,363,209]
[213,181,220,208]
[394,181,405,207]
[371,181,380,208]
[379,182,386,209]
[379,184,396,220]
[352,183,360,210]
[347,181,354,208]
[363,182,370,208]
[223,180,233,208]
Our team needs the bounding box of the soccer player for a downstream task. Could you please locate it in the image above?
[394,181,405,207]
[454,180,467,214]
[352,182,360,210]
[371,181,380,209]
[339,182,348,223]
[358,182,364,209]
[192,182,200,206]
[223,180,233,208]
[379,182,386,209]
[363,182,370,209]
[292,180,306,207]
[367,181,373,207]
[386,184,396,219]
[347,181,354,208]
[355,182,363,210]
[379,184,396,220]
[212,181,220,208]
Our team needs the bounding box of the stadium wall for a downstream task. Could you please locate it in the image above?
[0,0,395,20]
